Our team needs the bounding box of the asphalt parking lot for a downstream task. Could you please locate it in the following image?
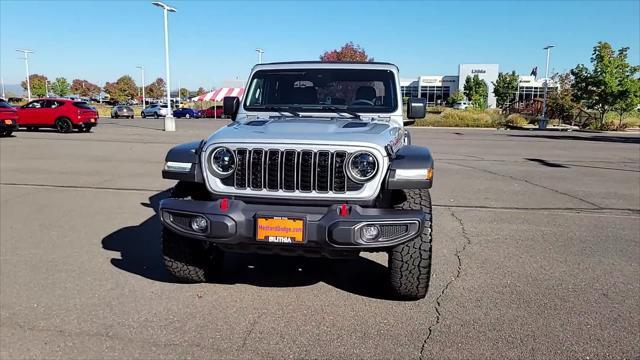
[1,119,638,359]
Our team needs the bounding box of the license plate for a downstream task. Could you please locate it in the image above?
[256,217,304,244]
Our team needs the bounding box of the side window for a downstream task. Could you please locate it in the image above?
[247,78,264,106]
[45,100,62,108]
[25,100,44,109]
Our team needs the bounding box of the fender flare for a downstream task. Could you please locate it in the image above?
[385,145,434,189]
[162,140,205,183]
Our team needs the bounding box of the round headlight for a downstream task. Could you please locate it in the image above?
[346,151,378,183]
[210,147,236,177]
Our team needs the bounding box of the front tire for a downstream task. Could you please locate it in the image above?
[154,112,159,119]
[141,112,146,118]
[161,182,222,282]
[388,189,433,300]
[55,117,73,133]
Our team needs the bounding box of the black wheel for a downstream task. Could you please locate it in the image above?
[79,125,92,133]
[0,130,9,137]
[388,189,433,300]
[130,115,134,119]
[55,118,73,133]
[26,126,36,131]
[162,182,222,282]
[141,112,146,118]
[154,112,159,119]
[114,114,119,119]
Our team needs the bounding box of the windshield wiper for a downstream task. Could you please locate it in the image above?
[320,105,361,120]
[264,106,301,117]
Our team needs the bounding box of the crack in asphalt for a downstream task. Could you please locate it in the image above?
[238,312,264,352]
[441,161,604,209]
[419,209,472,359]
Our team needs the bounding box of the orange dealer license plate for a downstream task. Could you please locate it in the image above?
[256,217,305,244]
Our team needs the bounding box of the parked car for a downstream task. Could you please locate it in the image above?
[159,61,434,300]
[173,108,201,119]
[111,105,135,119]
[0,101,19,137]
[452,101,470,110]
[16,99,98,133]
[199,106,225,118]
[141,104,170,118]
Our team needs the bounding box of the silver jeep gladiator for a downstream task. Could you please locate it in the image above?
[160,61,433,299]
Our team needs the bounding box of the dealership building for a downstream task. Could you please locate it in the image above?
[400,64,557,108]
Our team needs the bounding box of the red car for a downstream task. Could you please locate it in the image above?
[199,105,225,118]
[0,101,19,137]
[17,98,98,133]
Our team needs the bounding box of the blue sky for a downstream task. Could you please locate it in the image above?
[1,0,638,90]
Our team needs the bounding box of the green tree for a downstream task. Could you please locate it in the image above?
[196,87,207,96]
[571,41,640,127]
[492,71,519,110]
[70,79,101,97]
[145,78,166,99]
[612,75,640,128]
[179,88,190,98]
[447,91,466,106]
[547,72,579,122]
[320,42,373,62]
[50,77,71,97]
[21,74,48,98]
[463,75,488,109]
[104,75,138,103]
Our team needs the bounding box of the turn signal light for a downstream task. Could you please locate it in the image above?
[426,168,433,181]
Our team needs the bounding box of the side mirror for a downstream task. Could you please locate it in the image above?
[406,97,426,120]
[223,96,240,121]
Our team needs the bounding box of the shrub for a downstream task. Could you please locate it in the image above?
[415,109,504,128]
[505,114,529,127]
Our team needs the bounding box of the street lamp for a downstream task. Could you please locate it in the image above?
[16,49,33,101]
[152,1,177,131]
[540,45,555,129]
[137,65,145,108]
[255,48,264,64]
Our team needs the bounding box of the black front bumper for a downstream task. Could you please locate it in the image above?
[159,198,427,257]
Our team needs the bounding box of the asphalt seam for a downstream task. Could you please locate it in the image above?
[441,160,604,209]
[420,209,471,358]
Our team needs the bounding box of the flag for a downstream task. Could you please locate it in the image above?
[530,66,538,77]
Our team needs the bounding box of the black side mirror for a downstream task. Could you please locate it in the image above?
[223,96,240,121]
[406,97,426,120]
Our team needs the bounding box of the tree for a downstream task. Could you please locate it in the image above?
[571,41,640,127]
[70,79,101,98]
[463,75,488,109]
[320,42,373,62]
[21,74,48,98]
[447,91,466,106]
[612,75,640,128]
[104,75,137,103]
[179,88,189,98]
[547,72,579,123]
[145,78,166,99]
[492,71,519,110]
[196,87,207,96]
[50,77,71,97]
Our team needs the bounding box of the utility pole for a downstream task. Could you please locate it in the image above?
[540,45,555,129]
[16,49,33,101]
[255,48,264,64]
[1,76,5,99]
[152,1,177,131]
[137,65,145,108]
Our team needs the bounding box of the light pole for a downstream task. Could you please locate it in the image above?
[152,1,177,131]
[16,49,33,101]
[255,48,264,64]
[137,65,145,108]
[540,45,555,129]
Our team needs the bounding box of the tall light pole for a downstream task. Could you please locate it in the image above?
[255,48,264,64]
[137,65,145,108]
[16,49,33,101]
[540,45,555,129]
[152,1,177,131]
[1,76,5,99]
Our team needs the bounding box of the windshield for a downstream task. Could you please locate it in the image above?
[243,68,398,114]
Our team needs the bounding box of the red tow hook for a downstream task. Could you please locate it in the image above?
[220,198,229,211]
[339,204,349,217]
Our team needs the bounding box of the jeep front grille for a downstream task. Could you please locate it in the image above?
[222,149,363,193]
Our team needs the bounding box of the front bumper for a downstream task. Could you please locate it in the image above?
[159,198,427,257]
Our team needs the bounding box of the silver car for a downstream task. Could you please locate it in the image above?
[141,104,170,118]
[111,105,135,119]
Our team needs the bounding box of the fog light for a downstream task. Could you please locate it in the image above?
[361,224,381,242]
[190,216,208,233]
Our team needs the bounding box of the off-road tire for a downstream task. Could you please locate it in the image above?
[388,189,433,300]
[161,182,222,282]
